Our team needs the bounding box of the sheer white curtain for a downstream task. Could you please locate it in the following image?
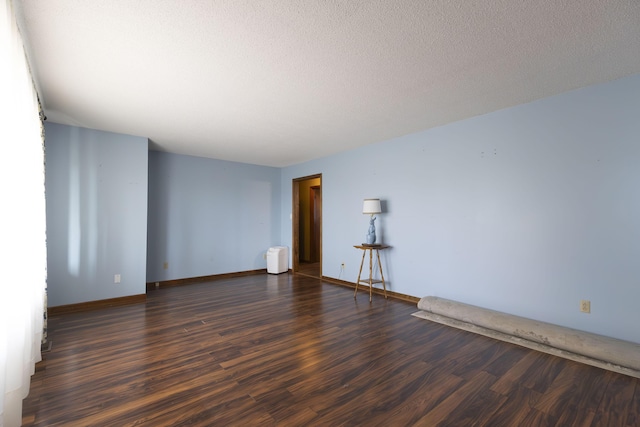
[0,0,47,426]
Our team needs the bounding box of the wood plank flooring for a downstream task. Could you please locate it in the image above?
[23,274,640,426]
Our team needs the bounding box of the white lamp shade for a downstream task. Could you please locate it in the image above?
[362,198,381,214]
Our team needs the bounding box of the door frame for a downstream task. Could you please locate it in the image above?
[292,174,322,275]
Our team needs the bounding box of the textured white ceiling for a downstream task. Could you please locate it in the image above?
[15,0,640,167]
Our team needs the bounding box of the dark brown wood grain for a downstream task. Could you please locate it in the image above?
[47,294,147,316]
[24,273,640,426]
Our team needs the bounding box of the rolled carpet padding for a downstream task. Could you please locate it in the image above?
[413,296,640,378]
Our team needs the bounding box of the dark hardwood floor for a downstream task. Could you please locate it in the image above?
[23,274,639,426]
[296,261,320,278]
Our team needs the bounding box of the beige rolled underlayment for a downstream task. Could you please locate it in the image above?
[413,296,640,378]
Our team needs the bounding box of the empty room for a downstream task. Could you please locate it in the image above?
[2,1,640,425]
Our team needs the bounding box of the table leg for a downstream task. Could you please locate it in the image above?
[376,249,387,299]
[368,248,374,302]
[354,248,366,298]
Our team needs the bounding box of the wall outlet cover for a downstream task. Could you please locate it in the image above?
[580,300,591,313]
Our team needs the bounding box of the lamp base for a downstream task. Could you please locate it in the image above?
[366,216,377,245]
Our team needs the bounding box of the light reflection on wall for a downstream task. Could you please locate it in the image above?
[66,133,99,278]
[66,138,81,276]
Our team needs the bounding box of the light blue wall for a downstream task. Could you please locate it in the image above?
[44,123,148,306]
[281,74,640,343]
[43,74,640,343]
[146,151,281,282]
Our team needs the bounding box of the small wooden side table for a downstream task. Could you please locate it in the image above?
[354,244,390,302]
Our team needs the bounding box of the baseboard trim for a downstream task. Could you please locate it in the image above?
[48,294,146,316]
[146,269,267,290]
[321,276,420,303]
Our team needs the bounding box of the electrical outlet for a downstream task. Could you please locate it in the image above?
[163,262,169,270]
[114,274,121,284]
[580,300,591,313]
[341,262,345,269]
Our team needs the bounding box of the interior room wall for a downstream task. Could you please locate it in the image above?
[146,151,281,283]
[298,177,321,262]
[281,73,640,344]
[44,123,148,306]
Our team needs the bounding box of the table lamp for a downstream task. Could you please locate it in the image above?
[362,198,381,245]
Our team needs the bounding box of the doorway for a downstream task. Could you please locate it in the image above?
[292,174,322,278]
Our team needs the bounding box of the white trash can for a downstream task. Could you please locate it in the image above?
[267,246,288,274]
